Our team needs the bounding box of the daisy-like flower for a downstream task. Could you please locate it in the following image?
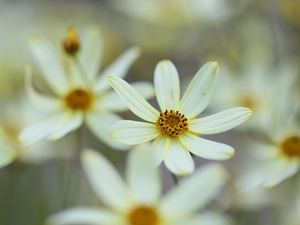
[18,27,154,149]
[108,60,252,175]
[46,145,231,225]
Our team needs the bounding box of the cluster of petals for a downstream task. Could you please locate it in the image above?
[108,60,252,175]
[46,145,231,225]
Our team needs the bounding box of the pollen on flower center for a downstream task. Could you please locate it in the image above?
[128,206,159,225]
[281,136,300,158]
[155,110,188,137]
[65,88,93,110]
[63,27,80,55]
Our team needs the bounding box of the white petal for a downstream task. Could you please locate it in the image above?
[25,66,64,112]
[164,138,194,176]
[96,47,141,92]
[95,81,154,112]
[85,111,131,150]
[151,134,170,165]
[154,60,180,111]
[0,146,16,168]
[81,149,131,212]
[18,113,66,146]
[179,133,234,160]
[126,144,162,204]
[108,76,159,122]
[45,207,121,225]
[111,120,160,145]
[189,107,252,134]
[178,212,233,225]
[179,61,219,119]
[160,164,227,218]
[78,27,103,80]
[47,111,84,141]
[29,36,68,96]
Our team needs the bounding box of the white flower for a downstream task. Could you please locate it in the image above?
[46,145,231,225]
[108,60,252,175]
[18,27,154,150]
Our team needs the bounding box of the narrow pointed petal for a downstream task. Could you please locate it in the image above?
[29,36,68,96]
[45,207,122,225]
[164,138,194,176]
[154,60,180,111]
[160,164,227,218]
[0,146,16,168]
[94,81,154,112]
[96,47,141,92]
[81,149,131,212]
[18,113,66,146]
[178,212,233,225]
[189,107,252,134]
[108,76,159,122]
[47,111,84,141]
[78,27,103,80]
[111,120,159,145]
[179,62,219,119]
[126,144,162,204]
[180,133,234,160]
[85,111,131,150]
[151,134,170,165]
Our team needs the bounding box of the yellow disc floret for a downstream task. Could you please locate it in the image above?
[156,110,188,137]
[281,136,300,158]
[128,206,159,225]
[63,27,80,55]
[65,88,93,111]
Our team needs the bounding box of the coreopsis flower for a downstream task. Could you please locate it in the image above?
[108,60,252,175]
[46,145,231,225]
[19,27,154,150]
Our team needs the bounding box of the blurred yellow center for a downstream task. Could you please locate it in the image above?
[281,136,300,157]
[156,110,188,137]
[63,27,80,55]
[65,88,93,110]
[128,206,159,225]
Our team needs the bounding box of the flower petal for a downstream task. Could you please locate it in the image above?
[154,60,180,111]
[81,149,131,212]
[151,134,170,165]
[29,35,68,96]
[47,111,84,141]
[108,76,159,122]
[163,138,194,176]
[25,66,64,112]
[96,47,141,92]
[94,81,154,112]
[179,61,219,119]
[189,107,252,134]
[78,27,103,80]
[45,207,122,225]
[111,120,160,145]
[0,146,16,168]
[160,164,227,218]
[179,133,234,160]
[126,144,162,204]
[85,111,131,150]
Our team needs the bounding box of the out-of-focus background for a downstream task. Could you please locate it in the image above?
[0,0,300,224]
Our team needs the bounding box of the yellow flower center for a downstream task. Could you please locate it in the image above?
[65,88,93,110]
[128,206,159,225]
[281,136,300,158]
[63,27,80,55]
[156,110,188,137]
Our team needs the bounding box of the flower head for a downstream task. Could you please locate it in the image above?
[108,60,252,175]
[46,145,230,225]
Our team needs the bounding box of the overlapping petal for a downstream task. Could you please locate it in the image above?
[179,61,219,119]
[151,134,170,165]
[0,146,16,168]
[108,76,159,122]
[154,60,180,111]
[180,133,234,160]
[111,120,159,145]
[189,107,252,134]
[81,149,131,212]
